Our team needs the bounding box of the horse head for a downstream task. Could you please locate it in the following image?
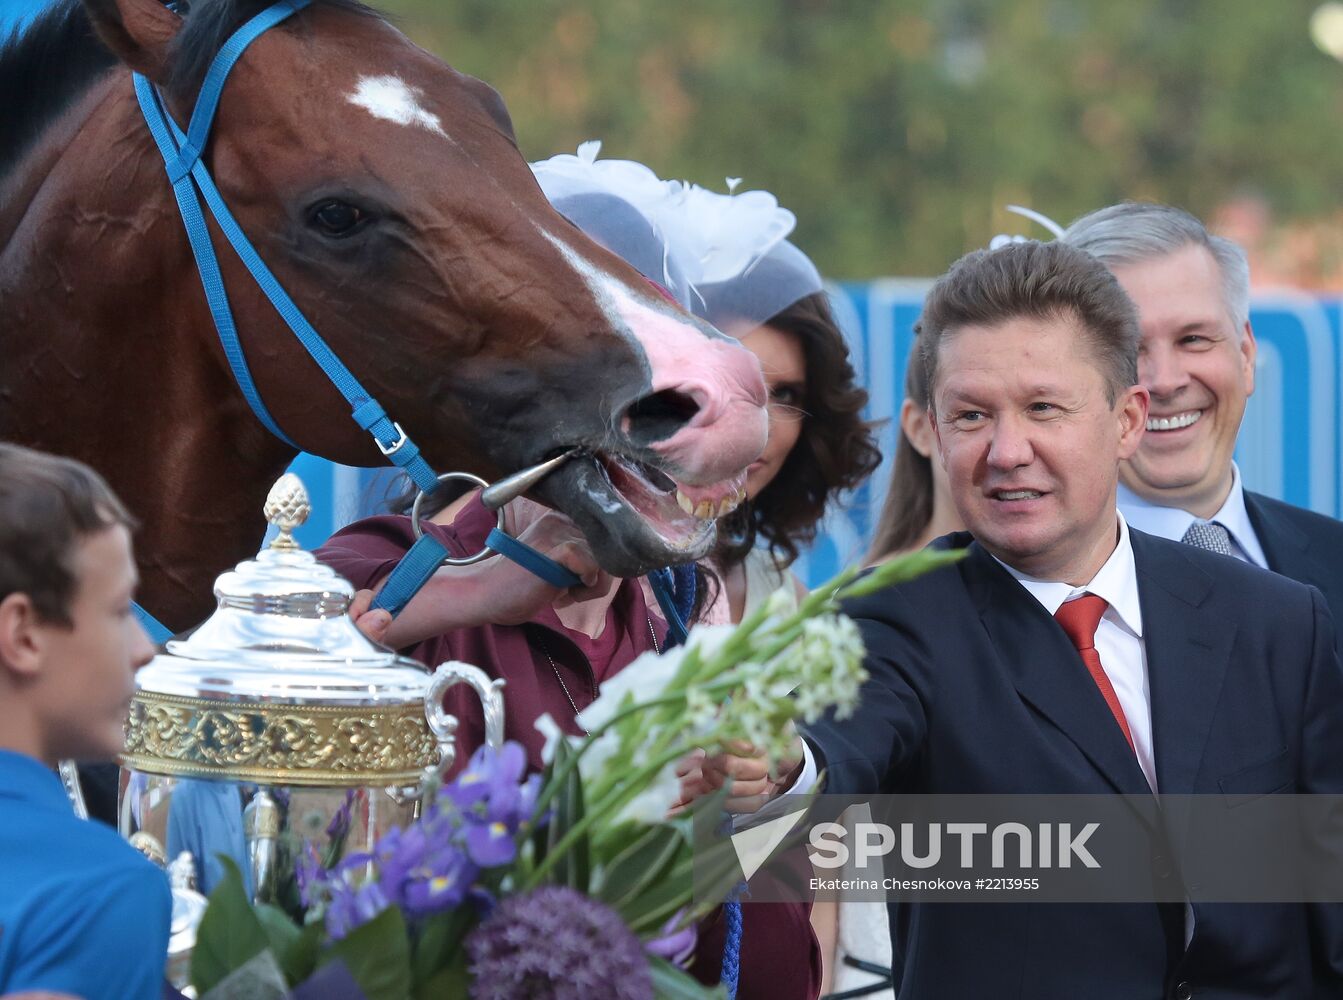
[12,0,766,616]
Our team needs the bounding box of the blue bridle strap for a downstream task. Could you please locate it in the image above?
[131,0,436,494]
[648,564,693,647]
[132,602,175,645]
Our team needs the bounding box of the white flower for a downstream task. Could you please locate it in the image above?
[679,622,740,665]
[685,687,719,734]
[611,761,682,826]
[577,728,623,784]
[534,712,565,766]
[576,645,686,733]
[761,585,798,621]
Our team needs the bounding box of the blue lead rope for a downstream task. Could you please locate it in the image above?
[132,602,174,644]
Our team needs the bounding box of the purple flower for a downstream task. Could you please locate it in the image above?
[465,886,651,1000]
[399,849,474,916]
[644,911,697,969]
[464,818,516,867]
[299,741,545,941]
[326,877,391,940]
[371,814,477,919]
[444,743,526,815]
[327,787,362,841]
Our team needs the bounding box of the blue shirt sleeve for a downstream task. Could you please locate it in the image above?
[3,864,171,1000]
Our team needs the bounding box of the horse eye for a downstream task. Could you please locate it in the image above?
[309,200,366,237]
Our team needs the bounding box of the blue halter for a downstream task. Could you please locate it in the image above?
[129,0,694,646]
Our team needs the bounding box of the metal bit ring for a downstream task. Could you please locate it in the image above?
[410,471,506,566]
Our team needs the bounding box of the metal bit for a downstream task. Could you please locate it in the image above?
[480,448,581,510]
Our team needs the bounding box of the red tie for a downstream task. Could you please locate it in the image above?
[1054,594,1135,752]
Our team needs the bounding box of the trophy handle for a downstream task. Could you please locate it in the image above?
[425,661,507,774]
[58,760,89,819]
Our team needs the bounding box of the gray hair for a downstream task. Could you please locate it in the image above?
[1061,202,1250,332]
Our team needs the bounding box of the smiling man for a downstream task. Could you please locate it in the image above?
[1063,203,1343,623]
[707,241,1343,998]
[0,445,168,1000]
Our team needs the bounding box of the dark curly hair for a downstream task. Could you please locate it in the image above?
[716,291,882,569]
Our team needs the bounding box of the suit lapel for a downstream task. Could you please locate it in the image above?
[962,543,1152,800]
[1244,491,1319,586]
[1131,531,1234,796]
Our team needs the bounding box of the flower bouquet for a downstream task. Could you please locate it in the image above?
[182,549,961,1000]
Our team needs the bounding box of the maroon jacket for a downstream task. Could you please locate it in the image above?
[315,502,821,999]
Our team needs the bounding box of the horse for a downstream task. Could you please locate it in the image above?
[0,0,768,632]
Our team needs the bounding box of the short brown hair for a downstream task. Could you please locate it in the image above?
[0,444,135,624]
[917,241,1140,408]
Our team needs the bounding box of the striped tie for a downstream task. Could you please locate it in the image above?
[1181,520,1233,556]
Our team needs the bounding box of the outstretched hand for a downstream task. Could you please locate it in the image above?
[672,729,805,815]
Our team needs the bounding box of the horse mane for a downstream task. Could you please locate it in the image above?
[0,1,116,183]
[0,0,379,185]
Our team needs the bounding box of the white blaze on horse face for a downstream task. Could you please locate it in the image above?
[540,230,769,486]
[348,75,448,138]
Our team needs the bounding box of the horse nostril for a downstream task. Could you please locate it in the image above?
[623,389,702,444]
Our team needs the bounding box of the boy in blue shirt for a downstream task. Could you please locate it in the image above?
[0,444,168,1000]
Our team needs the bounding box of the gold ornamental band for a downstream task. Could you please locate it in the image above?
[121,690,439,786]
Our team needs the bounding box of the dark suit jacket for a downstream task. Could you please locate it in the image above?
[1246,490,1343,632]
[806,528,1343,1000]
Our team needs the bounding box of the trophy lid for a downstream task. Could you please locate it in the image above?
[133,474,431,707]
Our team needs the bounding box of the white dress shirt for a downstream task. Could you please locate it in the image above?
[994,513,1156,793]
[1118,462,1268,568]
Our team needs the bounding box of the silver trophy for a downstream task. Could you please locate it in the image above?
[118,474,504,988]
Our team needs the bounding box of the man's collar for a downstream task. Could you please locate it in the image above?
[993,513,1144,638]
[1117,463,1267,567]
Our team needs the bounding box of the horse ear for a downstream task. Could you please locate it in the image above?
[83,0,184,82]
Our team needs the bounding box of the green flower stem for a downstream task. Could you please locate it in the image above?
[521,742,693,890]
[526,691,686,824]
[526,662,766,828]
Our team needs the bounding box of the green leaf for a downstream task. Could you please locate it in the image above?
[255,904,320,986]
[190,856,272,996]
[411,907,475,989]
[544,739,590,891]
[649,956,728,999]
[621,863,694,934]
[619,789,734,933]
[596,822,686,913]
[413,950,470,1000]
[321,907,411,1000]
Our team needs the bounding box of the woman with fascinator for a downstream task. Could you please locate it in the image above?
[631,173,881,998]
[536,146,855,999]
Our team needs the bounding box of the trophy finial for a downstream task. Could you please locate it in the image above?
[264,473,310,550]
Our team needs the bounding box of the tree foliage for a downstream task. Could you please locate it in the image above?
[385,0,1343,279]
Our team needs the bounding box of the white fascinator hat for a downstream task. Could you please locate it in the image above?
[530,141,697,309]
[531,141,823,331]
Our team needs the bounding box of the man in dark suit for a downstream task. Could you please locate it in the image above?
[711,241,1343,998]
[1062,202,1343,621]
